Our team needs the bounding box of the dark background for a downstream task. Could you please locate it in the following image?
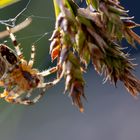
[0,0,140,140]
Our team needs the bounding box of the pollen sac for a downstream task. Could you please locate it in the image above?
[0,44,18,65]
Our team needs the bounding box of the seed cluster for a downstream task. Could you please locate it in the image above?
[49,0,140,111]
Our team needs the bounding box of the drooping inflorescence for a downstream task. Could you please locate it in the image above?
[50,0,140,112]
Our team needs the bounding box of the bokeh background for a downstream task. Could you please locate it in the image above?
[0,0,140,140]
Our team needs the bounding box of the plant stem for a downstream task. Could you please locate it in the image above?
[53,0,61,18]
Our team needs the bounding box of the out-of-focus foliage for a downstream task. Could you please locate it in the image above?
[0,0,20,9]
[50,0,140,112]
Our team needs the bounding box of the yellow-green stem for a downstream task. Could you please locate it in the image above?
[53,0,61,18]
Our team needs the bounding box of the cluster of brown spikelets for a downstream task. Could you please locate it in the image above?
[50,0,140,112]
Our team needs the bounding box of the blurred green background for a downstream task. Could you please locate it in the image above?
[0,0,56,139]
[0,0,55,68]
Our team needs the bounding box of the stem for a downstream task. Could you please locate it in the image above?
[53,0,61,18]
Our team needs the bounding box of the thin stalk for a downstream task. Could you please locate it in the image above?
[53,0,61,18]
